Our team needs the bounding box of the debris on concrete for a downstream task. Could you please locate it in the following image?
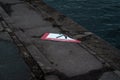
[41,33,80,43]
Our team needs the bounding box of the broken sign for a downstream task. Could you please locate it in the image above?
[41,33,80,43]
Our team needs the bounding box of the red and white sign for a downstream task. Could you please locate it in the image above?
[41,33,80,43]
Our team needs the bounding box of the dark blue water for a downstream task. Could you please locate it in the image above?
[43,0,120,49]
[0,40,30,80]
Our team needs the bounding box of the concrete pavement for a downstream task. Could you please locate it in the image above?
[0,0,120,80]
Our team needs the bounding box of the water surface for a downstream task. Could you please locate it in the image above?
[43,0,120,49]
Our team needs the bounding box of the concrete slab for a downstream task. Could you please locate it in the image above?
[33,40,102,77]
[4,0,103,77]
[11,3,50,28]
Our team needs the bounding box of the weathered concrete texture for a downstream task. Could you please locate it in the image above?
[28,0,120,70]
[100,72,120,80]
[45,75,60,80]
[0,32,12,41]
[33,40,102,76]
[6,1,103,77]
[0,0,120,80]
[0,22,12,40]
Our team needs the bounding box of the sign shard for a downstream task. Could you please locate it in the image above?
[41,33,80,43]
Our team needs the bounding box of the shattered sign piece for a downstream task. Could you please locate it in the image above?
[41,33,80,43]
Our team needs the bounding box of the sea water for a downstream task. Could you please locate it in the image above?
[43,0,120,49]
[0,40,30,80]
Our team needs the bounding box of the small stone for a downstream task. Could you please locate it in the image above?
[5,28,12,32]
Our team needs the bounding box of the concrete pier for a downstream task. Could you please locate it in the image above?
[0,0,120,80]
